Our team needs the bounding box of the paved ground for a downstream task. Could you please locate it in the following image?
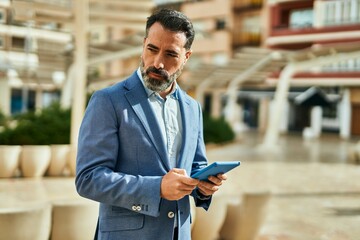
[204,131,360,240]
[1,131,360,239]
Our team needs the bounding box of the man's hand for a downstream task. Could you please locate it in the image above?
[197,173,227,197]
[161,168,199,201]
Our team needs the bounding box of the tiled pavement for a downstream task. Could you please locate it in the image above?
[1,131,360,239]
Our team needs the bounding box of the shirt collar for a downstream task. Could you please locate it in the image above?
[137,68,179,100]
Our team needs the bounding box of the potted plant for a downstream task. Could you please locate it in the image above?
[0,103,71,177]
[0,109,22,178]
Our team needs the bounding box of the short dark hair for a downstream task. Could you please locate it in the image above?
[145,8,195,50]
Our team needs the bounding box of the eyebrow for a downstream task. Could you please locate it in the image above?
[147,43,180,56]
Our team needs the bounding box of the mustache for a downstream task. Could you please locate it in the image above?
[146,66,169,79]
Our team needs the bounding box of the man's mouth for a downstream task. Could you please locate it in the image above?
[148,71,164,79]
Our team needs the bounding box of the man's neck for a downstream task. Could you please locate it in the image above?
[159,82,175,99]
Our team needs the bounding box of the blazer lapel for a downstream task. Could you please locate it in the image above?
[177,90,193,169]
[124,74,170,171]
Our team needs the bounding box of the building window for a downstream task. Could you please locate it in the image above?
[11,37,26,50]
[289,8,313,29]
[11,89,36,115]
[216,19,226,30]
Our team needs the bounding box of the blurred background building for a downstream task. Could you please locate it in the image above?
[1,0,360,143]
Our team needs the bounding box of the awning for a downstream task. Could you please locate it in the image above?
[294,87,332,107]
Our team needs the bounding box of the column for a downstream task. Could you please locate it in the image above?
[310,106,323,138]
[71,0,89,145]
[262,64,295,149]
[258,98,269,133]
[211,90,222,118]
[268,98,289,134]
[35,87,43,113]
[0,78,11,115]
[280,100,289,134]
[339,88,351,139]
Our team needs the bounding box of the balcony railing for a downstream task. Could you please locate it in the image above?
[315,0,360,27]
[321,58,360,72]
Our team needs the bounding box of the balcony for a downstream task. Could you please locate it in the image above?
[267,0,360,47]
[322,57,360,72]
[315,0,360,28]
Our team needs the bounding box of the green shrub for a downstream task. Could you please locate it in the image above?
[203,112,235,144]
[0,109,7,127]
[0,102,71,145]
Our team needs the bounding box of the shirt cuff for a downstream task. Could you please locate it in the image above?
[195,189,211,200]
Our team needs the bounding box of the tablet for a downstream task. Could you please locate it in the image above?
[191,161,241,181]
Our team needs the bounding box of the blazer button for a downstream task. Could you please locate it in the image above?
[132,205,137,211]
[168,211,175,219]
[136,206,142,211]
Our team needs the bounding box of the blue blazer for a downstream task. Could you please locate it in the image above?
[75,71,211,240]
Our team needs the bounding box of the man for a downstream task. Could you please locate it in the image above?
[75,8,227,240]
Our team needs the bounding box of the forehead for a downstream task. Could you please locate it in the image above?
[145,22,187,51]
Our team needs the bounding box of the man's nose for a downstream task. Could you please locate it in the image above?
[154,55,165,69]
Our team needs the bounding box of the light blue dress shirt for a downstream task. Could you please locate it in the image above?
[137,68,183,169]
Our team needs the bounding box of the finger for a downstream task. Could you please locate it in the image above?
[177,182,198,191]
[197,184,218,196]
[197,188,209,196]
[217,173,228,180]
[198,181,219,192]
[182,177,199,187]
[208,176,223,186]
[171,168,188,176]
[170,169,199,187]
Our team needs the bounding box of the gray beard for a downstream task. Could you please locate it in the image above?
[140,60,183,93]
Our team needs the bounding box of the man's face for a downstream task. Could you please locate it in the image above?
[140,22,192,93]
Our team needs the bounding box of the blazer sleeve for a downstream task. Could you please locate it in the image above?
[75,90,162,218]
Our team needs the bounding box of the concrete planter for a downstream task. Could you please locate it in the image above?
[51,200,98,240]
[220,192,270,240]
[67,145,77,176]
[47,144,70,176]
[0,145,22,178]
[0,203,52,240]
[20,145,51,178]
[192,195,228,240]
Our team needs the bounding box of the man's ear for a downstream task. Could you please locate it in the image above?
[184,50,192,63]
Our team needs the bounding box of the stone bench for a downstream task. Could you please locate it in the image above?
[50,199,98,240]
[0,203,52,240]
[191,192,270,240]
